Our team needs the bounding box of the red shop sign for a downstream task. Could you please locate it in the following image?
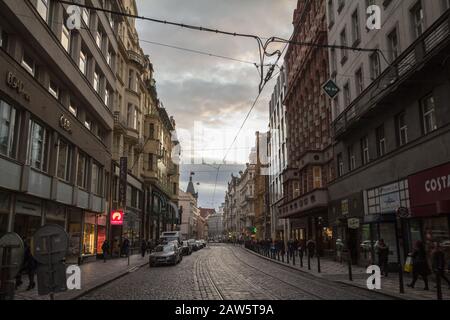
[408,162,450,209]
[110,210,124,226]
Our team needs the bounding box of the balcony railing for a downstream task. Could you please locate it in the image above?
[333,9,450,138]
[127,49,146,69]
[113,111,127,131]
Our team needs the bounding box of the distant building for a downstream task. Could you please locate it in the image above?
[208,209,224,240]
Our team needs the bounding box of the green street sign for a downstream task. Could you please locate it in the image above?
[322,79,340,99]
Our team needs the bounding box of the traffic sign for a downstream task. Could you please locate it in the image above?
[111,210,124,225]
[348,218,360,229]
[322,79,340,99]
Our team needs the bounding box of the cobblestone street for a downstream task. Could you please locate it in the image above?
[79,244,394,300]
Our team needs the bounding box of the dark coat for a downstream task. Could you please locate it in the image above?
[412,248,431,275]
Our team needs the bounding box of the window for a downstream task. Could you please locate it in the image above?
[93,72,99,93]
[79,51,87,75]
[61,24,70,52]
[337,153,344,177]
[57,139,72,181]
[361,136,370,165]
[69,101,77,117]
[421,95,437,134]
[128,70,134,90]
[387,28,400,62]
[106,51,112,66]
[351,9,361,45]
[355,67,364,96]
[49,80,59,99]
[0,26,8,50]
[91,162,102,195]
[348,145,356,171]
[84,118,92,131]
[104,88,110,107]
[82,8,89,26]
[293,181,301,198]
[340,27,348,64]
[77,153,89,189]
[369,52,381,80]
[0,100,17,158]
[313,166,322,189]
[397,112,408,146]
[411,2,424,39]
[327,0,335,27]
[36,0,49,22]
[96,30,102,49]
[28,120,49,172]
[21,52,35,76]
[343,82,351,107]
[376,125,386,157]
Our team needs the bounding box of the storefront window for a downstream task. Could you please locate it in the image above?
[379,223,398,263]
[82,213,97,255]
[67,210,81,263]
[0,192,10,235]
[14,214,41,240]
[96,214,107,254]
[423,217,450,263]
[409,220,422,251]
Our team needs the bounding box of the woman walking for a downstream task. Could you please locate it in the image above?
[407,240,431,290]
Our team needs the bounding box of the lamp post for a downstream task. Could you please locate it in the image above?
[317,217,323,273]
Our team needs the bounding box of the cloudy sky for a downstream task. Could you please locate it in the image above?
[135,0,297,209]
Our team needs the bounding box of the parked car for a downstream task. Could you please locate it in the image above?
[181,240,193,256]
[195,240,204,249]
[200,239,207,248]
[149,243,182,267]
[188,239,199,251]
[160,231,182,246]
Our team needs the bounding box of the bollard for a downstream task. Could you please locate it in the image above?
[308,253,311,270]
[300,254,303,268]
[286,252,289,264]
[281,252,284,263]
[277,251,280,261]
[293,252,296,266]
[347,250,353,281]
[436,272,443,300]
[317,253,321,273]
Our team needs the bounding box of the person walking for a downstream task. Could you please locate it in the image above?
[407,240,431,290]
[101,240,110,262]
[15,238,37,291]
[121,238,130,257]
[140,239,147,258]
[307,239,316,258]
[431,242,450,289]
[376,239,389,277]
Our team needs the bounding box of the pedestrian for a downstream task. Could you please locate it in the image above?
[121,238,130,257]
[15,238,37,291]
[431,242,450,289]
[376,239,389,277]
[101,240,110,263]
[307,239,316,258]
[141,239,147,258]
[407,240,431,290]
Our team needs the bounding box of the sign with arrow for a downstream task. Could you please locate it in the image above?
[322,79,340,99]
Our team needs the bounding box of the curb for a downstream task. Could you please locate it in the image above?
[66,260,149,300]
[242,247,407,301]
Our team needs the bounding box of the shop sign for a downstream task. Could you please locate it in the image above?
[119,157,127,207]
[59,114,72,134]
[380,191,400,213]
[110,210,124,226]
[341,199,349,216]
[6,71,30,101]
[408,162,450,207]
[348,218,360,229]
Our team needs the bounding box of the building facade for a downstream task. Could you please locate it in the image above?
[279,0,334,254]
[327,0,450,265]
[178,180,199,240]
[0,0,118,263]
[268,67,289,241]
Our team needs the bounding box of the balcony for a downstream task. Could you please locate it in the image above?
[167,162,178,177]
[333,9,450,139]
[127,49,146,70]
[113,111,127,132]
[278,189,328,219]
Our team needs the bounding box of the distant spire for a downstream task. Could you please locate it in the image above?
[186,175,198,199]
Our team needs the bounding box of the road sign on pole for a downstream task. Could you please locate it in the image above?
[322,79,340,99]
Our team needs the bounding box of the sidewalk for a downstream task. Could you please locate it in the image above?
[244,247,450,300]
[14,254,149,300]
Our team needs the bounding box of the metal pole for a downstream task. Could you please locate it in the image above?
[308,251,311,270]
[348,249,353,281]
[394,218,404,294]
[436,271,443,300]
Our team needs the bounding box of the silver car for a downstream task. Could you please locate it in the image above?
[149,243,182,267]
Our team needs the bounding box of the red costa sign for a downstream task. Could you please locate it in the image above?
[110,210,124,226]
[408,162,450,212]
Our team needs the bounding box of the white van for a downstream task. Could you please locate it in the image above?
[160,231,182,245]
